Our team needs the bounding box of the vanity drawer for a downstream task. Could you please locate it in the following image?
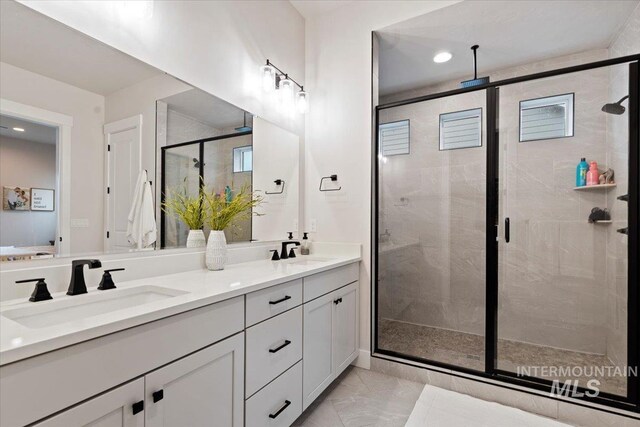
[246,306,302,397]
[303,262,359,302]
[245,278,302,327]
[245,361,302,427]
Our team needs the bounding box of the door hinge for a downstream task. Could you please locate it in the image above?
[107,144,111,151]
[107,187,110,194]
[106,231,110,239]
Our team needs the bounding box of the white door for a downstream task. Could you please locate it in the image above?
[32,379,144,427]
[302,292,335,409]
[104,116,142,252]
[145,333,244,427]
[333,282,359,374]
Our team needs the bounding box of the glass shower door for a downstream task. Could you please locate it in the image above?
[376,90,488,371]
[495,63,632,398]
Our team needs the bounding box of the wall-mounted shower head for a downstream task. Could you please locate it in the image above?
[602,95,629,115]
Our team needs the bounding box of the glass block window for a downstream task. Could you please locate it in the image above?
[439,108,482,150]
[379,120,410,156]
[519,93,574,142]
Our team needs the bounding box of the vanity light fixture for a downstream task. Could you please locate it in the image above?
[12,127,25,132]
[261,59,308,114]
[433,51,453,63]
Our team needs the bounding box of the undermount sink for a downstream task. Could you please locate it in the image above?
[2,285,187,329]
[286,257,334,266]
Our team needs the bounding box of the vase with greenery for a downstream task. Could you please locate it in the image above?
[203,184,263,270]
[161,187,205,248]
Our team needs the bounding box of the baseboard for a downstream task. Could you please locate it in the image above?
[352,349,371,369]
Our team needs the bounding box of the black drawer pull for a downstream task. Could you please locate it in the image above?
[269,400,291,419]
[269,339,292,353]
[132,400,144,415]
[333,297,342,305]
[269,295,292,305]
[153,389,164,403]
[505,217,510,243]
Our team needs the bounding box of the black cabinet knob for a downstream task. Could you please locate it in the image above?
[152,389,164,403]
[132,400,144,415]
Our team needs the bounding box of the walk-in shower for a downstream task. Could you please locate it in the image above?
[373,55,640,411]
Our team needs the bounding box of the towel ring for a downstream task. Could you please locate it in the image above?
[265,179,285,195]
[319,174,341,192]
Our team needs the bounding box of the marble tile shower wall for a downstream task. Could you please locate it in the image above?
[378,90,487,337]
[605,3,640,368]
[377,48,633,356]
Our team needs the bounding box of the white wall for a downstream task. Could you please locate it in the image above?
[0,62,105,255]
[0,136,57,246]
[303,1,460,360]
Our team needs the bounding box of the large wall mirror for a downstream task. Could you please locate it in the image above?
[0,1,299,262]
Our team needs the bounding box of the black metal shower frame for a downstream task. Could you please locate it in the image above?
[159,130,253,249]
[372,54,640,415]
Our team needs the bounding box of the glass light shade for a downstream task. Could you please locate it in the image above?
[296,90,308,114]
[261,64,276,92]
[279,78,295,113]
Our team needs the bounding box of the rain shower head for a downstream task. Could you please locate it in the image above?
[602,95,629,115]
[460,45,490,88]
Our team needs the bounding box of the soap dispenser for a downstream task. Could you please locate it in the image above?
[301,232,311,255]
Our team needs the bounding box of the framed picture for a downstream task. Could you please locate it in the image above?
[2,186,31,211]
[31,188,55,211]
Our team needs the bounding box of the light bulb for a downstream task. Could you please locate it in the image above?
[261,64,276,92]
[279,77,294,114]
[296,90,308,114]
[433,51,452,63]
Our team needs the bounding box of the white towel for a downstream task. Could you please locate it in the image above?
[126,170,157,248]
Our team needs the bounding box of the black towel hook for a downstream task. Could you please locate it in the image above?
[319,174,341,192]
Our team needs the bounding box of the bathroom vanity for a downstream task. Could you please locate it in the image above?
[0,256,360,426]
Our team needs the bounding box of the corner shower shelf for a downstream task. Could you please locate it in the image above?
[573,183,617,191]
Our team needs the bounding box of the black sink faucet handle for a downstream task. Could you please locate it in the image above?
[16,278,53,302]
[98,268,125,291]
[288,247,298,258]
[67,259,102,295]
[270,250,280,261]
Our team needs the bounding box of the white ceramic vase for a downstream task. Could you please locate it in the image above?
[186,229,206,248]
[206,230,227,270]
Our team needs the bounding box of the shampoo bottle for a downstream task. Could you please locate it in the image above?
[576,158,588,187]
[586,161,599,186]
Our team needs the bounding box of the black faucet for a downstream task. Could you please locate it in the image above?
[67,259,102,295]
[280,241,300,259]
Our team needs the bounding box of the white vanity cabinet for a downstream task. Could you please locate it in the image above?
[144,333,244,427]
[32,379,145,427]
[302,265,359,409]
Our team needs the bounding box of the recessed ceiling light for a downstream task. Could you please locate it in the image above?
[12,127,25,132]
[433,52,453,64]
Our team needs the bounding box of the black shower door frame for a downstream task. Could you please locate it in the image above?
[372,54,640,414]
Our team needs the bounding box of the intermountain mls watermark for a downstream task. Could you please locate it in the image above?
[517,365,637,398]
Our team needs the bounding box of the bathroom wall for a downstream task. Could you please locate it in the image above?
[378,49,614,355]
[605,2,640,368]
[0,136,57,246]
[0,61,105,255]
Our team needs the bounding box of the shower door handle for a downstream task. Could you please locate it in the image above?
[505,217,510,243]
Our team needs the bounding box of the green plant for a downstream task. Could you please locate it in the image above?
[161,185,204,230]
[203,184,263,231]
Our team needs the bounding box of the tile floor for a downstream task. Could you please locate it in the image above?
[293,366,424,427]
[378,319,627,396]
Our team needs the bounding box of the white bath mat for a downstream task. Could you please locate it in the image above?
[406,384,571,427]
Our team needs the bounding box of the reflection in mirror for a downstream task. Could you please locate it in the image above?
[0,1,299,262]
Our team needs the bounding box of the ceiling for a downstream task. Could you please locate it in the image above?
[0,1,162,96]
[289,1,353,20]
[161,89,248,131]
[0,115,57,145]
[377,0,640,96]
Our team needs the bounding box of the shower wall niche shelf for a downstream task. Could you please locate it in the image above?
[591,220,612,224]
[573,183,616,191]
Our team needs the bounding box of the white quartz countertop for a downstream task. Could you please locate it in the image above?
[0,255,360,365]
